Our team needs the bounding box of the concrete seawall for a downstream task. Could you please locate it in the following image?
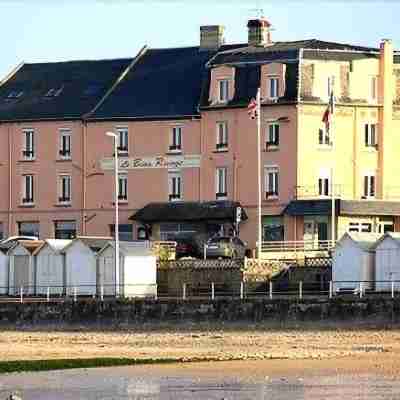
[0,298,399,326]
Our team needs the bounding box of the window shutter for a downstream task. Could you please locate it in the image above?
[364,176,368,197]
[275,125,280,145]
[365,124,369,146]
[370,176,375,197]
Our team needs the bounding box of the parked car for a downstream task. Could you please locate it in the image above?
[175,236,197,259]
[205,236,246,259]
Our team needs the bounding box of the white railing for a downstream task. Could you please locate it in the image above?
[261,240,335,253]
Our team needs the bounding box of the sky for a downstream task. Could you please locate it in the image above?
[0,0,399,79]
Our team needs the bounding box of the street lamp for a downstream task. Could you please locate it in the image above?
[106,131,119,296]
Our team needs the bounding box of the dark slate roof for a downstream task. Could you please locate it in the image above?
[283,199,341,216]
[303,50,379,61]
[208,39,377,66]
[89,45,244,121]
[0,58,132,122]
[130,201,248,223]
[340,200,400,216]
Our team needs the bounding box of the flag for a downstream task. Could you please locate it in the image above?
[322,90,335,131]
[248,98,257,119]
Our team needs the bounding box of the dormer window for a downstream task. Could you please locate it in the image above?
[218,80,229,102]
[45,87,63,97]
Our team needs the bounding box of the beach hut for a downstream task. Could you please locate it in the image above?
[63,237,111,296]
[374,233,400,291]
[332,232,381,293]
[8,240,44,295]
[97,241,156,297]
[34,239,72,295]
[0,245,9,295]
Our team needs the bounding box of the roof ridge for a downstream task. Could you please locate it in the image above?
[23,57,134,66]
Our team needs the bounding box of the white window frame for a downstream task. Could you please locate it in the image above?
[266,123,280,149]
[215,167,227,200]
[58,175,71,204]
[348,222,372,233]
[218,79,229,103]
[363,173,375,199]
[216,121,228,150]
[318,168,331,197]
[370,75,378,103]
[168,171,182,201]
[318,126,332,147]
[59,129,71,159]
[364,123,377,148]
[116,127,128,154]
[268,76,279,100]
[22,174,34,205]
[169,126,182,152]
[118,174,128,202]
[22,129,35,160]
[264,166,279,199]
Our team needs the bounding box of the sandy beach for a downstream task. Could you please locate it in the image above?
[0,322,399,375]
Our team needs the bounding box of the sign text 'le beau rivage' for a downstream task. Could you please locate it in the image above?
[100,155,201,170]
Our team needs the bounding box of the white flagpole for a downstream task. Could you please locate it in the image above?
[330,90,335,248]
[257,88,262,265]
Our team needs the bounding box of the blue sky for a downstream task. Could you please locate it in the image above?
[0,0,399,78]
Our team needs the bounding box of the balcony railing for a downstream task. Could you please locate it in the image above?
[260,240,335,253]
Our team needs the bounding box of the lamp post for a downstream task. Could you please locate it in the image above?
[106,131,119,296]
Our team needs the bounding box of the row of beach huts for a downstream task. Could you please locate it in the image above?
[0,237,157,297]
[333,231,400,292]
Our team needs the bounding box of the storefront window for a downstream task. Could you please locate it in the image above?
[54,221,76,239]
[159,223,200,240]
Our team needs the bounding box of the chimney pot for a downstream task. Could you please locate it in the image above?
[247,18,272,47]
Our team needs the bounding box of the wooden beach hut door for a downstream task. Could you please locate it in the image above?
[14,255,30,294]
[99,256,116,296]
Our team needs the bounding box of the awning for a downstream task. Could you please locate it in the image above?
[284,199,400,217]
[130,201,248,223]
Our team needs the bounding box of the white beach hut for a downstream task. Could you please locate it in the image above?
[374,233,400,291]
[0,246,9,295]
[332,232,381,292]
[63,237,111,296]
[97,241,156,298]
[8,240,44,295]
[34,239,72,295]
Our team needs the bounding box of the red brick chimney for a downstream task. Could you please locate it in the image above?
[247,18,272,47]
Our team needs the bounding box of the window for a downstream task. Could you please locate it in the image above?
[216,121,228,149]
[168,171,182,201]
[54,221,76,239]
[58,175,71,204]
[59,129,71,159]
[266,123,279,148]
[110,224,133,241]
[268,77,279,100]
[263,216,284,241]
[0,222,3,240]
[265,166,279,198]
[364,123,377,147]
[215,167,227,200]
[118,174,128,201]
[318,127,331,146]
[170,126,182,151]
[318,169,331,197]
[116,127,128,154]
[363,175,375,198]
[159,223,199,241]
[18,222,39,237]
[218,80,229,102]
[22,175,34,204]
[370,76,378,102]
[22,129,35,160]
[348,222,372,233]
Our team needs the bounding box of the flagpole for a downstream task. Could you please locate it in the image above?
[330,90,335,249]
[257,88,262,265]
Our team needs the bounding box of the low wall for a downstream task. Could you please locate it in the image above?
[0,298,399,326]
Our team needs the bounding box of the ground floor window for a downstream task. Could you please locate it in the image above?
[262,216,284,241]
[18,221,40,238]
[54,220,76,239]
[110,224,133,241]
[348,222,372,233]
[159,223,200,241]
[303,216,329,241]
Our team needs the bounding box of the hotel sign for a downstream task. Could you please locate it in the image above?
[101,154,201,170]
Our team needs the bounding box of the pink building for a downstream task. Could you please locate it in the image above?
[1,18,400,251]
